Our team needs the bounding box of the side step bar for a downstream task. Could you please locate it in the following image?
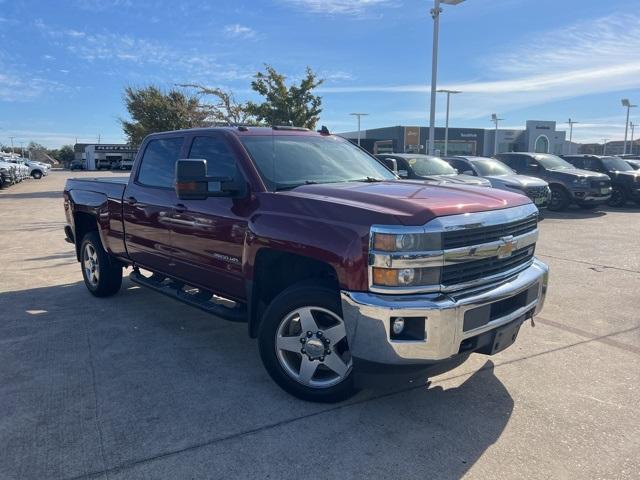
[130,270,247,323]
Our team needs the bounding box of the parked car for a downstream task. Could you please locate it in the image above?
[495,152,611,211]
[4,158,29,182]
[445,156,550,209]
[70,159,86,170]
[64,127,548,402]
[375,153,491,187]
[18,158,48,179]
[625,159,640,170]
[561,155,640,207]
[0,159,16,187]
[95,158,113,170]
[111,158,134,170]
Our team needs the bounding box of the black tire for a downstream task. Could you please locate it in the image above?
[607,186,627,207]
[258,282,358,403]
[548,185,570,211]
[80,231,122,297]
[578,204,598,210]
[31,170,43,179]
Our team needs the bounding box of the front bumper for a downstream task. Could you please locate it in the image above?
[341,258,548,365]
[571,188,611,204]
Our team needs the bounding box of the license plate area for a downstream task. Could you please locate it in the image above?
[600,188,610,194]
[490,317,524,354]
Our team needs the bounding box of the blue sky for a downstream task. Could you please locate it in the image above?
[1,0,639,148]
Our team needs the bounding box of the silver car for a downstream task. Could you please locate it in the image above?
[445,156,551,209]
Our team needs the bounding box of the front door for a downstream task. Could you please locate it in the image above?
[122,136,184,275]
[168,134,249,300]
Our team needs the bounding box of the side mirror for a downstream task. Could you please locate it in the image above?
[381,158,398,174]
[175,159,242,200]
[397,169,409,178]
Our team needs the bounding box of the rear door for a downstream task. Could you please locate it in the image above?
[122,135,184,274]
[168,133,249,300]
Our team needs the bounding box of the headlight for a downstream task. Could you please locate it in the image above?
[372,232,441,252]
[372,267,441,287]
[572,177,588,186]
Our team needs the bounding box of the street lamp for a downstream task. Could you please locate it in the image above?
[349,113,369,146]
[566,118,579,153]
[622,99,637,155]
[491,113,503,155]
[631,121,636,155]
[427,0,465,155]
[437,89,461,155]
[602,138,609,155]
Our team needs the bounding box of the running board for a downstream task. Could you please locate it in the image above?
[129,270,247,323]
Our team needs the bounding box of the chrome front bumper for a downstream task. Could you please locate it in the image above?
[341,258,549,365]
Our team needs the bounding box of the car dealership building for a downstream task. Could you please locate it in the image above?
[339,120,568,156]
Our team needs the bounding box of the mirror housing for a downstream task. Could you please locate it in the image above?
[397,169,409,178]
[175,159,243,200]
[381,157,398,174]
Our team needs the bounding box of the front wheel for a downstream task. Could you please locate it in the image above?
[259,283,358,403]
[607,187,626,207]
[548,185,570,211]
[80,231,123,297]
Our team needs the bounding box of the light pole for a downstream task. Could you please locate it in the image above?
[602,138,609,155]
[437,89,461,155]
[631,122,636,155]
[349,113,369,146]
[427,0,465,155]
[622,99,637,155]
[567,118,578,154]
[9,136,15,155]
[491,113,503,155]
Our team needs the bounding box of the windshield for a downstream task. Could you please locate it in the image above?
[601,156,634,172]
[408,156,457,176]
[470,158,514,176]
[240,135,396,190]
[534,154,574,170]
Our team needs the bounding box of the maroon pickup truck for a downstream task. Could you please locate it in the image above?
[64,126,549,402]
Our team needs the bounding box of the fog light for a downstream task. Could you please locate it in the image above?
[392,317,405,335]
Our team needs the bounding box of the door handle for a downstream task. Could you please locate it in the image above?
[125,196,137,205]
[174,203,188,213]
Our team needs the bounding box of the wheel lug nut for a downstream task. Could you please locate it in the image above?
[306,331,313,337]
[319,356,324,362]
[301,348,306,354]
[300,338,306,343]
[323,338,330,344]
[316,331,323,338]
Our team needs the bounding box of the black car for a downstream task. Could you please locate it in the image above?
[375,153,491,187]
[69,160,85,171]
[561,155,640,207]
[495,152,611,211]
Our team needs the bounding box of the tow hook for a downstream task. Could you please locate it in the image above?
[528,312,536,328]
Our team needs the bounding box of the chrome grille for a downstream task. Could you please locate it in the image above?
[525,186,549,198]
[442,215,538,249]
[442,246,534,287]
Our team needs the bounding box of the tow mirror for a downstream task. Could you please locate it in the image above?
[175,159,243,200]
[381,157,398,174]
[397,169,409,178]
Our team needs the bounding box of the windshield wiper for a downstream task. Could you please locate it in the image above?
[274,180,320,191]
[352,176,384,183]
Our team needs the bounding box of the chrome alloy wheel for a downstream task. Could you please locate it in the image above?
[275,307,352,388]
[83,243,100,287]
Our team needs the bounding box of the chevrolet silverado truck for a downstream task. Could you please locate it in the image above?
[64,127,549,402]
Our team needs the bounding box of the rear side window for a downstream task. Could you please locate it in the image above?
[188,136,237,178]
[137,137,184,188]
[568,157,584,168]
[448,159,470,173]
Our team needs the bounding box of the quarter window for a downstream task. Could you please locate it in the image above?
[137,137,184,188]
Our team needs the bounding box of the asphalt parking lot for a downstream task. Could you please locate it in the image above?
[1,170,638,480]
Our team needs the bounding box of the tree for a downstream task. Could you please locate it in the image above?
[120,86,208,147]
[57,145,75,166]
[177,84,255,126]
[246,65,324,129]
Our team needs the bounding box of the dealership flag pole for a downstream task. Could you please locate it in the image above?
[631,122,635,155]
[491,113,503,155]
[567,118,578,154]
[622,99,637,155]
[350,113,368,146]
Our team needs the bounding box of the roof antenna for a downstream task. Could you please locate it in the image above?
[318,125,330,135]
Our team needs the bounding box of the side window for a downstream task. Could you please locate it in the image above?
[571,158,585,169]
[137,137,184,188]
[450,159,470,174]
[188,136,237,178]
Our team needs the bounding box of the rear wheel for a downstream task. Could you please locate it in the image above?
[259,283,357,403]
[548,185,570,211]
[607,186,627,207]
[31,170,43,179]
[80,231,122,297]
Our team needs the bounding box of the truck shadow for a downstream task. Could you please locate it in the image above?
[0,279,513,479]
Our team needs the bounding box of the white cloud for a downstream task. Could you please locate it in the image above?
[321,13,640,122]
[281,0,397,15]
[223,24,257,39]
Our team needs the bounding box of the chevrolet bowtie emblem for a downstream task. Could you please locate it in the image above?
[497,235,517,259]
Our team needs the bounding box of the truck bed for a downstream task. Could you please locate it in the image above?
[65,176,129,200]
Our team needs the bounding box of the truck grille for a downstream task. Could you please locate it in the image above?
[442,246,534,287]
[442,216,538,249]
[590,179,610,189]
[525,186,549,199]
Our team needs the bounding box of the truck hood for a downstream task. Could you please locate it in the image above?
[486,174,548,189]
[550,168,609,181]
[609,170,640,183]
[278,180,531,226]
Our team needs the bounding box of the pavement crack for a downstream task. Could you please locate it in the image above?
[86,328,110,480]
[538,253,640,275]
